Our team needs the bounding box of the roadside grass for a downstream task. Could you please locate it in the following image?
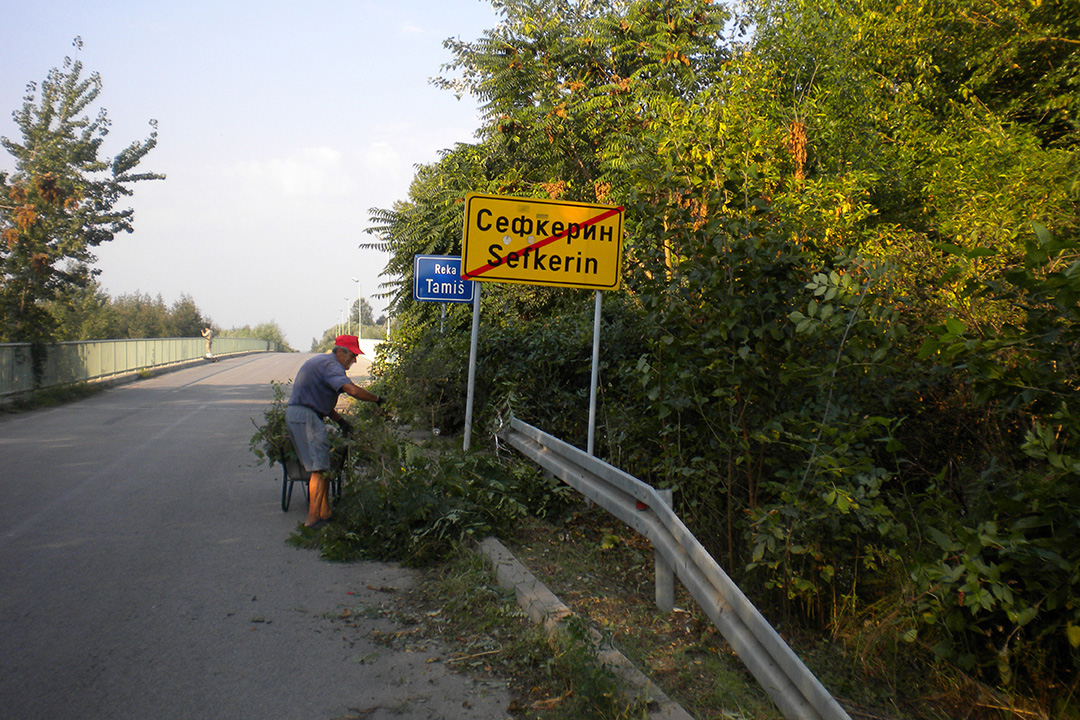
[501,509,783,720]
[472,505,1056,720]
[387,502,1047,720]
[381,546,648,720]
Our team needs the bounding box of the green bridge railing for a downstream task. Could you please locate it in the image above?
[0,337,281,398]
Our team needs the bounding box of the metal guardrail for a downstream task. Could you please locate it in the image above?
[500,417,852,720]
[0,337,279,397]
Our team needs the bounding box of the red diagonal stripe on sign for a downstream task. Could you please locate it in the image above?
[464,205,625,280]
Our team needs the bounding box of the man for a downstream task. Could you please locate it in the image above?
[201,326,215,361]
[286,335,384,529]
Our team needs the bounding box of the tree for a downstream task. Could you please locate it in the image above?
[368,0,1080,699]
[366,143,496,315]
[46,277,117,340]
[110,291,169,338]
[45,280,219,340]
[349,297,374,329]
[0,39,163,342]
[166,294,209,337]
[438,0,731,200]
[225,321,294,351]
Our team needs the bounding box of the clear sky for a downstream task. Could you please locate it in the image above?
[0,0,502,349]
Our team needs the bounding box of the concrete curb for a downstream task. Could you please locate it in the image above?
[476,537,695,720]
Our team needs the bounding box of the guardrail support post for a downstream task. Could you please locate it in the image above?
[654,488,675,613]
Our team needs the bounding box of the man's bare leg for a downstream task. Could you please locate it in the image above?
[318,475,332,520]
[306,472,332,526]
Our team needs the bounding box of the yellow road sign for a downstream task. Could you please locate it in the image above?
[461,193,624,290]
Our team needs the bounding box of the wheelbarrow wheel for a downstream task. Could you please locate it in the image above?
[281,463,294,511]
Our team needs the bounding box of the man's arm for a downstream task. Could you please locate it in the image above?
[342,382,382,405]
[328,384,383,432]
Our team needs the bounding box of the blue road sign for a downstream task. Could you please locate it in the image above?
[414,255,476,303]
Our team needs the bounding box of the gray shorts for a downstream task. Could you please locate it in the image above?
[285,405,331,473]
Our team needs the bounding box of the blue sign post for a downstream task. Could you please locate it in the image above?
[414,255,476,303]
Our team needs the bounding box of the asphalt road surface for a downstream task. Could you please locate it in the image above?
[0,353,511,720]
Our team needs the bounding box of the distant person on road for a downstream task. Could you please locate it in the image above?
[285,335,384,529]
[201,326,214,359]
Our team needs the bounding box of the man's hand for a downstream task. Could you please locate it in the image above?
[375,396,385,407]
[335,417,353,435]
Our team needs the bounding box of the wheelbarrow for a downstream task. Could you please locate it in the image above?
[278,449,345,512]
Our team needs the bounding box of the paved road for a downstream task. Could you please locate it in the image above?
[0,353,510,720]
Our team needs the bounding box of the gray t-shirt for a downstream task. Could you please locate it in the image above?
[288,354,351,417]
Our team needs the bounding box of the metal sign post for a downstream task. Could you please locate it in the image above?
[463,283,482,452]
[587,290,602,456]
[411,255,481,449]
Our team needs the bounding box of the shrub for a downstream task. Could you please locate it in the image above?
[304,437,574,566]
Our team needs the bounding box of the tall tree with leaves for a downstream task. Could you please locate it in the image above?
[438,0,731,204]
[0,39,163,342]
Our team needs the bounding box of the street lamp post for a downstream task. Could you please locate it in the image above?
[351,277,362,340]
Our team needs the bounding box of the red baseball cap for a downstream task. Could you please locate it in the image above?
[334,334,363,356]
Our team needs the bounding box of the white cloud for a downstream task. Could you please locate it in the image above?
[361,141,404,182]
[224,147,359,199]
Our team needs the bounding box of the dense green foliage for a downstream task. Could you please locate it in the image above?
[224,321,294,351]
[41,276,292,347]
[248,389,574,566]
[363,0,1080,709]
[311,443,570,567]
[46,279,208,340]
[0,40,163,342]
